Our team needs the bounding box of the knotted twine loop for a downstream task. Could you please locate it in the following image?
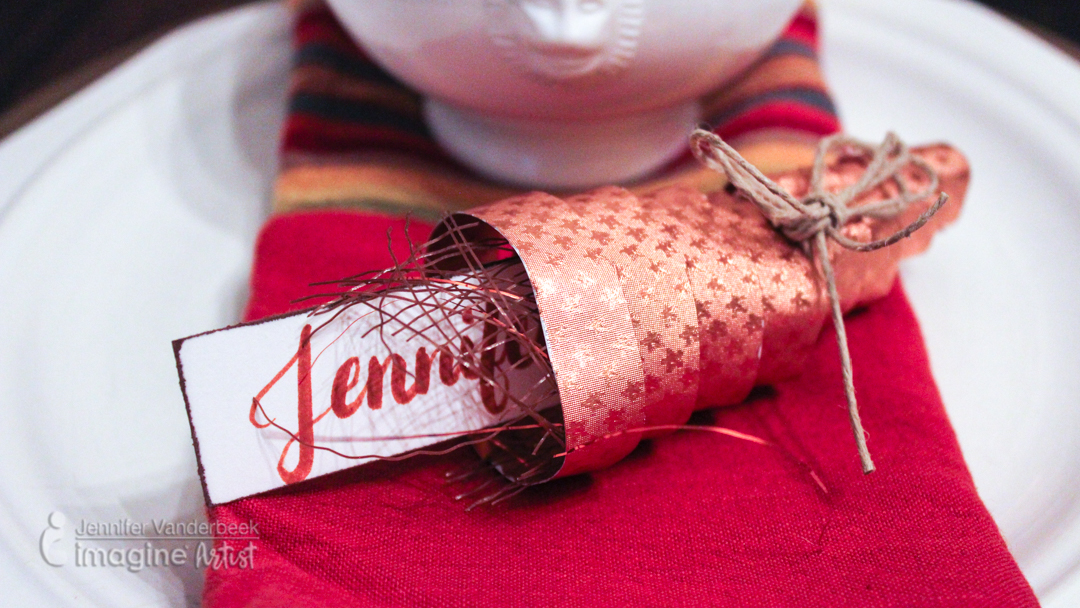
[690,129,949,474]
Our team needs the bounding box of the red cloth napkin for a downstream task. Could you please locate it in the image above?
[205,213,1038,607]
[202,2,1039,605]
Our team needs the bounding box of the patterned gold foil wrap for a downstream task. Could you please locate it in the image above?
[437,144,969,478]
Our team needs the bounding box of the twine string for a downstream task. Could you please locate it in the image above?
[690,129,949,474]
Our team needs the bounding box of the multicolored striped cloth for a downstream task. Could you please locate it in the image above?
[274,0,840,220]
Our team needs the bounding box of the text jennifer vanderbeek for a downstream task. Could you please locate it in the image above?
[39,511,257,572]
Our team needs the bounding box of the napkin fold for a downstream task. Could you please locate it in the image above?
[204,2,1039,606]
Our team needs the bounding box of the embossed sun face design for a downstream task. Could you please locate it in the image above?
[485,0,645,82]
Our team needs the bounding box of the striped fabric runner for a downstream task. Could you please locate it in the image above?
[274,0,839,219]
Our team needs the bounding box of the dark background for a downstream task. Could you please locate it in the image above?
[1,0,1078,131]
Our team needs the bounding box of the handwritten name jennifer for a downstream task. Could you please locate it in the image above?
[250,307,534,484]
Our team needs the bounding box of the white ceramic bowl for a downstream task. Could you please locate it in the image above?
[325,0,804,188]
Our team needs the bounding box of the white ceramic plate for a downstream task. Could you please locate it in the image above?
[0,1,1077,605]
[823,1,1080,603]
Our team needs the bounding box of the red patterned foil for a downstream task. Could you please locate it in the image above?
[436,144,969,478]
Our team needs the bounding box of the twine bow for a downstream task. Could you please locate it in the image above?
[690,129,949,474]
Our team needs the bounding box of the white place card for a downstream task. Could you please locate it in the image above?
[175,284,551,505]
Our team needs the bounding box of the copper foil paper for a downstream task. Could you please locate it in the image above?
[433,144,969,478]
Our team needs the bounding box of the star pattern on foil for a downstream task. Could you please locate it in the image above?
[560,293,583,313]
[576,271,597,290]
[572,347,595,369]
[705,319,728,340]
[531,208,553,223]
[587,313,613,332]
[602,199,623,213]
[695,299,712,319]
[666,208,689,222]
[600,286,625,311]
[532,276,555,299]
[591,230,611,246]
[638,283,656,301]
[640,331,662,352]
[544,251,565,266]
[548,326,565,345]
[561,218,584,232]
[475,186,794,467]
[603,408,629,432]
[643,373,662,394]
[561,369,581,393]
[613,334,638,355]
[582,392,605,411]
[661,349,685,373]
[621,380,645,401]
[661,306,678,326]
[599,215,619,229]
[792,291,812,309]
[514,239,536,256]
[744,313,764,332]
[601,360,621,381]
[678,368,697,389]
[522,224,544,239]
[673,279,691,296]
[680,324,699,346]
